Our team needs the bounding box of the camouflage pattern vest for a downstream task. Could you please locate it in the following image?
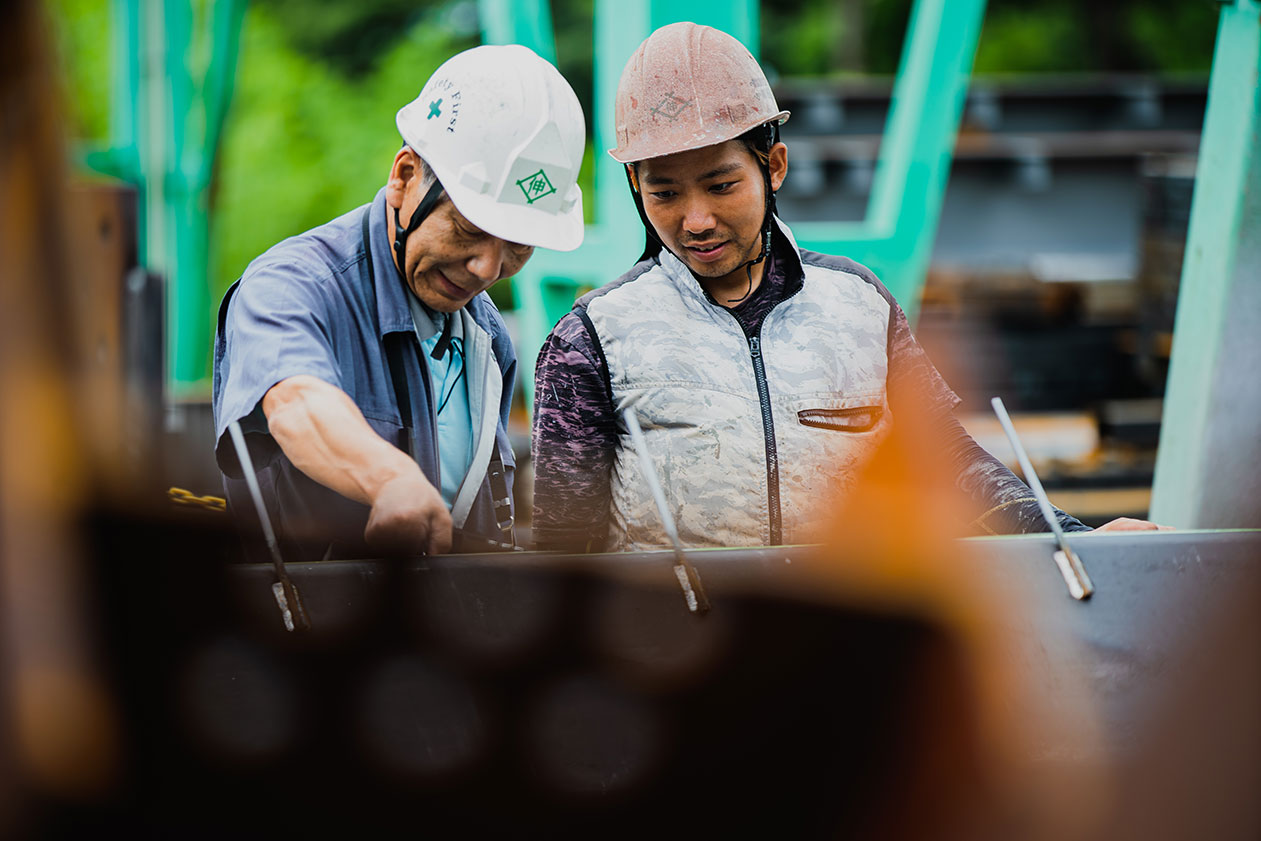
[584,219,895,551]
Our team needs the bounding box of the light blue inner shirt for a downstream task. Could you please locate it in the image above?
[407,295,474,509]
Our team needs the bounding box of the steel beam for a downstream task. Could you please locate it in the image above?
[1151,0,1261,528]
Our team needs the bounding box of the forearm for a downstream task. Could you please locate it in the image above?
[940,414,1090,534]
[262,374,421,506]
[881,303,1088,535]
[530,429,614,552]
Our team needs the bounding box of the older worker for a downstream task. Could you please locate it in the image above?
[215,45,585,559]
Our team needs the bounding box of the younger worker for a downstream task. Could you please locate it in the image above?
[531,22,1159,552]
[214,45,585,559]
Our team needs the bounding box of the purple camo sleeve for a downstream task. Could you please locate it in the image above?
[941,416,1091,533]
[886,301,961,421]
[531,312,618,552]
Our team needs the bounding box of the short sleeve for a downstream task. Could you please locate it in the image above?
[213,262,343,477]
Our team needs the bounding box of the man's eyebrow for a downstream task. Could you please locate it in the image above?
[698,163,743,181]
[642,162,743,186]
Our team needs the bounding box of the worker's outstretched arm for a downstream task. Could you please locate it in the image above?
[262,374,451,555]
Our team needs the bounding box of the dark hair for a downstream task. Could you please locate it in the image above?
[737,121,780,168]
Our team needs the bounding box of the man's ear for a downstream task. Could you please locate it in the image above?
[768,142,788,193]
[386,147,417,210]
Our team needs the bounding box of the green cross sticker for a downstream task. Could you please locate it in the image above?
[516,169,556,204]
[428,98,443,119]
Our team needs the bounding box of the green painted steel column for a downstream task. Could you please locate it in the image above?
[590,0,652,263]
[160,0,195,392]
[137,0,168,346]
[479,0,556,61]
[791,0,985,317]
[167,0,247,396]
[1150,0,1261,528]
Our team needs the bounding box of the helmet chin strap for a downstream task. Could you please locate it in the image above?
[723,179,774,306]
[392,178,446,282]
[723,124,779,305]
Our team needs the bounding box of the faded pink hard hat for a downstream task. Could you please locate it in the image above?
[609,21,790,164]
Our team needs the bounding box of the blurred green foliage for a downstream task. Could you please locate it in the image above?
[48,0,110,141]
[249,0,428,77]
[48,0,1219,310]
[970,0,1219,74]
[211,4,476,293]
[760,0,1218,78]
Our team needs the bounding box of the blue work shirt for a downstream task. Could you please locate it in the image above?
[212,187,517,560]
[408,299,474,508]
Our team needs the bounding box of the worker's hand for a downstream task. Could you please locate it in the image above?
[364,471,453,556]
[262,377,455,555]
[1093,517,1174,532]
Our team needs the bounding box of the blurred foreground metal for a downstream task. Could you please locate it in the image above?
[26,508,1256,840]
[224,530,1258,763]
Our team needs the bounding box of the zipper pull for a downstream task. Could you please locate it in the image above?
[748,336,761,358]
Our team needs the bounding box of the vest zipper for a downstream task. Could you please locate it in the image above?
[748,335,782,545]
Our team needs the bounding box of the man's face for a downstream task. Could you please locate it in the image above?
[388,152,534,313]
[637,139,787,292]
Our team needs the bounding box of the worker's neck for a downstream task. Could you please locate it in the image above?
[700,260,766,309]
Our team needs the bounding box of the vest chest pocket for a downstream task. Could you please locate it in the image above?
[797,405,883,433]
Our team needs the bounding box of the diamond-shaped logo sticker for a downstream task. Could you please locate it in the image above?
[651,93,693,121]
[516,169,556,204]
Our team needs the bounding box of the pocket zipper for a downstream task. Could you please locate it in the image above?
[797,406,882,433]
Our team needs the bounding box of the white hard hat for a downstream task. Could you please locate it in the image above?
[397,44,586,252]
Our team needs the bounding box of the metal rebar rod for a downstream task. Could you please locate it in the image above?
[227,420,310,630]
[622,408,710,614]
[990,397,1094,600]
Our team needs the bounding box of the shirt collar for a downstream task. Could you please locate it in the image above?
[405,290,465,346]
[769,215,805,297]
